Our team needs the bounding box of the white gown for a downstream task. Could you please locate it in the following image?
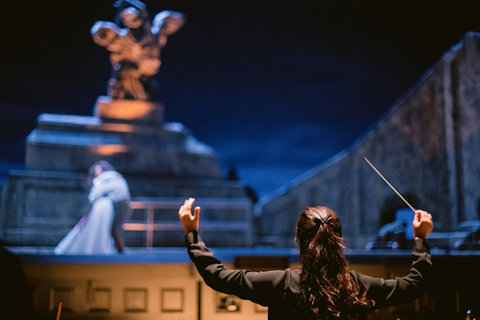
[55,197,115,255]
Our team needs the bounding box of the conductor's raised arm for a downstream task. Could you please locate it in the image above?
[179,198,200,234]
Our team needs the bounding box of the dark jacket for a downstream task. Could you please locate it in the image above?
[186,232,432,320]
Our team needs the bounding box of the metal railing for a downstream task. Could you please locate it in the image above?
[124,197,253,248]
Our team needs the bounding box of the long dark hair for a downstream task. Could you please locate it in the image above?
[296,206,373,319]
[87,160,115,184]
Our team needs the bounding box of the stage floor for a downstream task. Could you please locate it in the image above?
[7,245,479,264]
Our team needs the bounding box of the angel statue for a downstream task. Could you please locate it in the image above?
[91,0,185,101]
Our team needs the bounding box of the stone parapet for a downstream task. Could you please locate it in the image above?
[0,170,250,246]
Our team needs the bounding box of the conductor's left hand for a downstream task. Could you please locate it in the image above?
[179,198,200,234]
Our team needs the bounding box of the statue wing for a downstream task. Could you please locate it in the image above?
[151,11,185,47]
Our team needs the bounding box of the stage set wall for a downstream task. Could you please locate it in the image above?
[255,32,480,249]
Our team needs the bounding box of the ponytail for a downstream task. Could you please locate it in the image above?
[296,207,372,319]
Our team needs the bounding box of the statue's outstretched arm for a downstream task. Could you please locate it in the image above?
[151,11,185,47]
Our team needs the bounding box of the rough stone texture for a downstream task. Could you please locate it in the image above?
[0,170,248,246]
[0,171,90,245]
[254,32,480,249]
[0,98,250,246]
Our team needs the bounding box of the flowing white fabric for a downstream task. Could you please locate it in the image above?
[89,170,130,203]
[55,197,115,255]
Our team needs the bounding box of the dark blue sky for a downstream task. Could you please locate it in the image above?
[1,0,479,198]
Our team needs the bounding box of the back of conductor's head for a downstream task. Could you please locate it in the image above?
[296,206,345,267]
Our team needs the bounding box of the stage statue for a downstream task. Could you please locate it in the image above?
[91,0,185,101]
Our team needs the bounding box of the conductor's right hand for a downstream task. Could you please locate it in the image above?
[413,210,433,240]
[179,198,200,234]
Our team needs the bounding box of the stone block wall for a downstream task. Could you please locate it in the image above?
[255,32,480,249]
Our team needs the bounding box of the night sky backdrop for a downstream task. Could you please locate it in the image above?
[1,0,480,198]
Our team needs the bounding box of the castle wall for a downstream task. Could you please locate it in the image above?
[255,32,480,249]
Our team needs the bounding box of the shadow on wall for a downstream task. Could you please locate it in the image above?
[379,194,420,227]
[365,194,420,250]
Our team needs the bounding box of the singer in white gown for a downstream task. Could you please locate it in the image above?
[54,196,115,254]
[55,161,131,254]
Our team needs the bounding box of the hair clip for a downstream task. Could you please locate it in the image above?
[314,216,331,226]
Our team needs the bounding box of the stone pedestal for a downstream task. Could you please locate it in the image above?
[0,97,251,247]
[93,96,163,125]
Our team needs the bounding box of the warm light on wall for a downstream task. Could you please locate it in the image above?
[94,145,128,155]
[101,123,136,133]
[101,104,155,119]
[95,96,162,120]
